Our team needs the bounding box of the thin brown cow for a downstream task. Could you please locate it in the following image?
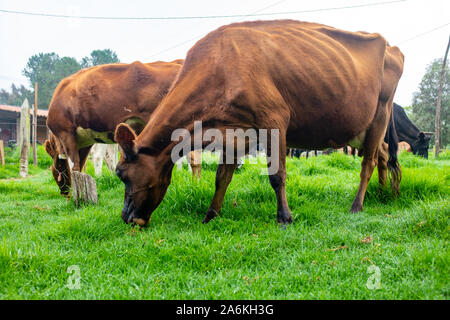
[45,59,201,195]
[114,20,404,226]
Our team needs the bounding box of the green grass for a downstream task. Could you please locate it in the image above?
[0,146,52,179]
[0,148,448,299]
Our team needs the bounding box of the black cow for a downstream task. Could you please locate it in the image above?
[287,148,313,158]
[393,103,432,158]
[290,103,431,160]
[287,148,333,158]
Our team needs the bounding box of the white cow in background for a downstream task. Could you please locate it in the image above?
[91,143,200,178]
[90,144,119,176]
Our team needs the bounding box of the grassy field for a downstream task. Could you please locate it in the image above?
[0,146,448,299]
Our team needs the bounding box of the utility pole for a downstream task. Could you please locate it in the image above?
[435,36,450,158]
[32,82,38,166]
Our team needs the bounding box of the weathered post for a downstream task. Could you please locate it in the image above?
[32,82,38,166]
[19,99,30,177]
[15,116,20,148]
[32,104,37,166]
[71,171,98,206]
[71,144,99,206]
[0,140,5,166]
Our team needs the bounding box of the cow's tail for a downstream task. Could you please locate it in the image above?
[386,106,401,195]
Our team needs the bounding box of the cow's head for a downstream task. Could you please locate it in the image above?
[410,132,432,159]
[44,136,71,196]
[114,124,173,226]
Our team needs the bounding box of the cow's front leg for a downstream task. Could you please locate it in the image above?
[59,131,81,171]
[266,130,293,225]
[79,145,92,173]
[202,161,238,224]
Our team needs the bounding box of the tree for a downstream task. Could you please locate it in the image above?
[411,58,450,148]
[0,84,33,106]
[11,49,119,109]
[22,53,62,109]
[22,53,81,109]
[81,49,119,68]
[55,57,82,81]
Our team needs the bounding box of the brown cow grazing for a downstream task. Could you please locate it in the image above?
[45,59,201,196]
[114,20,404,226]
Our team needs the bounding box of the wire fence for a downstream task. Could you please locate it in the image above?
[0,122,47,127]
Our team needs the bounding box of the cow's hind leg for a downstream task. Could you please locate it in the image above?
[377,142,389,189]
[266,131,293,225]
[202,160,238,223]
[351,101,390,213]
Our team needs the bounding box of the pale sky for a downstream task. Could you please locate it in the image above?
[0,0,449,107]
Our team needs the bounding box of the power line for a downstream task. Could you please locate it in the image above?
[148,0,290,59]
[396,22,450,45]
[148,0,408,58]
[0,0,407,21]
[243,0,290,17]
[1,1,292,89]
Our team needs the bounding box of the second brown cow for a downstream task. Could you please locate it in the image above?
[45,59,201,195]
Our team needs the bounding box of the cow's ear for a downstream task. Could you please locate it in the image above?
[115,123,137,158]
[44,139,56,158]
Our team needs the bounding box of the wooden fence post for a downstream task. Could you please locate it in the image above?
[33,82,38,165]
[16,114,21,150]
[0,140,5,166]
[32,104,37,166]
[71,171,98,206]
[19,99,30,177]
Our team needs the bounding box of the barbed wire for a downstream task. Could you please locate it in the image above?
[0,123,48,126]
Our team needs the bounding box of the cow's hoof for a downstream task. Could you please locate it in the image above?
[350,203,363,213]
[202,208,219,224]
[277,212,293,225]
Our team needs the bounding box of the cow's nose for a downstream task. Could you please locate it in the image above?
[122,205,135,224]
[122,211,134,224]
[122,198,134,224]
[132,218,148,226]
